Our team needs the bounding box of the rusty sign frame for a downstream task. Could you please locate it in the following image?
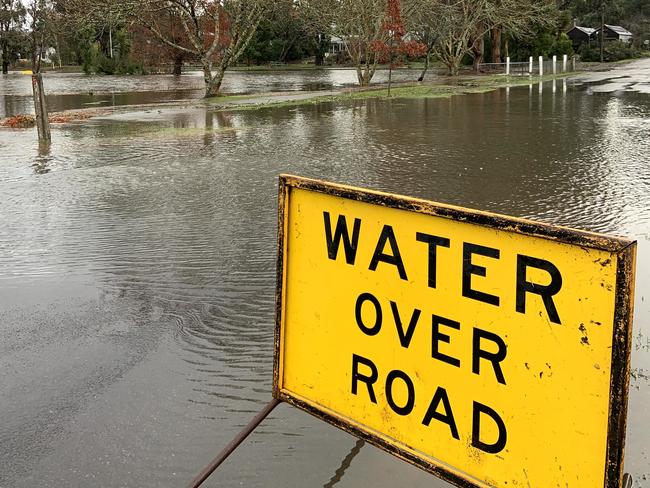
[273,174,636,488]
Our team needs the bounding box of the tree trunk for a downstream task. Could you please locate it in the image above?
[315,33,327,66]
[355,64,363,85]
[472,35,485,72]
[387,47,393,97]
[54,34,63,68]
[359,68,370,86]
[418,51,431,82]
[357,62,373,86]
[2,43,8,74]
[173,54,183,76]
[491,27,502,64]
[443,57,460,76]
[204,64,226,97]
[279,39,295,63]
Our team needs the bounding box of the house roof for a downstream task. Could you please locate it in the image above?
[571,26,596,36]
[605,25,633,37]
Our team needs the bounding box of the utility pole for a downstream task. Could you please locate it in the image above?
[30,0,50,142]
[387,30,394,98]
[32,72,51,142]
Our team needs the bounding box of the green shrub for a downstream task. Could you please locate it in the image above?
[579,41,644,62]
[96,53,116,74]
[554,34,574,57]
[509,32,574,61]
[82,42,100,74]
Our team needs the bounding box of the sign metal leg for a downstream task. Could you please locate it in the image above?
[186,398,281,488]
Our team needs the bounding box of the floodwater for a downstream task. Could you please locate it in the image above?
[0,68,424,118]
[1,61,650,487]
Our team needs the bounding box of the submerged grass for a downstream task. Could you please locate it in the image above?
[209,71,580,113]
[122,125,249,140]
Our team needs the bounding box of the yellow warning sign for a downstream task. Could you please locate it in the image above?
[273,175,636,488]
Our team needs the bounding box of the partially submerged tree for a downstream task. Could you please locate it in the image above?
[300,0,390,86]
[138,0,273,96]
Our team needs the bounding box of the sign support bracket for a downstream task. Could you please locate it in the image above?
[186,398,281,488]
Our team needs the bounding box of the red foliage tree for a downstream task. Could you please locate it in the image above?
[371,0,426,95]
[383,0,405,38]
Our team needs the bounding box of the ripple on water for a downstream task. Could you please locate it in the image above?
[1,81,650,487]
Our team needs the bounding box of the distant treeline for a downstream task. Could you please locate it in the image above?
[1,0,649,96]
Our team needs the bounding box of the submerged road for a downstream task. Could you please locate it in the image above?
[572,57,650,93]
[1,59,649,487]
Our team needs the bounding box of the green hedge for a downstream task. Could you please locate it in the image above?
[579,41,645,62]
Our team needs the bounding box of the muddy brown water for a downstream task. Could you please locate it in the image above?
[1,64,650,487]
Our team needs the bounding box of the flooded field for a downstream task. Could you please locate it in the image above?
[1,64,650,487]
[0,68,424,118]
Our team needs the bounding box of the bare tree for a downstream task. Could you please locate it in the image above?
[486,0,557,63]
[469,21,486,70]
[140,0,272,96]
[404,0,439,80]
[72,0,272,96]
[270,0,304,63]
[427,0,491,76]
[300,0,390,86]
[409,0,556,76]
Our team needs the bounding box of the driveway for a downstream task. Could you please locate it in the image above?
[572,57,650,93]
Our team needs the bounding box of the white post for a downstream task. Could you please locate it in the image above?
[538,56,543,76]
[529,56,533,73]
[563,54,568,72]
[552,55,557,74]
[506,56,510,75]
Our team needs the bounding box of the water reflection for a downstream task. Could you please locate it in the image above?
[323,440,365,488]
[31,142,52,174]
[0,79,649,487]
[0,69,427,118]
